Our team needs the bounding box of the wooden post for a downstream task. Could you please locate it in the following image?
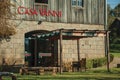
[77,39,80,71]
[34,36,37,67]
[60,30,63,74]
[77,39,80,61]
[106,31,110,72]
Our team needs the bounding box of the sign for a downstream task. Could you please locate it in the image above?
[25,51,31,57]
[25,53,31,57]
[39,53,52,57]
[17,6,62,17]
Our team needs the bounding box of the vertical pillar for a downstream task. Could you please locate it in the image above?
[34,36,37,67]
[106,31,110,72]
[60,30,63,74]
[77,39,80,61]
[77,39,80,71]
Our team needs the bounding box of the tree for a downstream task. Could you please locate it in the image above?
[113,4,120,17]
[107,4,116,28]
[108,4,120,52]
[0,0,16,39]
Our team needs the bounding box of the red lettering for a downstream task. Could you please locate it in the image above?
[17,6,26,14]
[29,8,38,15]
[18,6,62,17]
[57,11,62,17]
[42,9,48,16]
[25,9,31,15]
[43,9,47,16]
[52,11,57,17]
[47,10,52,16]
[51,11,62,17]
[39,8,44,16]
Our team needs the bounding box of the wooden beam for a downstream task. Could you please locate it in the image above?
[77,39,80,71]
[60,30,63,74]
[34,36,37,67]
[106,31,110,72]
[77,39,80,61]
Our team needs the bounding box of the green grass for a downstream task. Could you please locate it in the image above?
[2,68,120,80]
[111,52,120,58]
[2,53,120,80]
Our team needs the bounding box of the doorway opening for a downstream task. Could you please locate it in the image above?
[24,30,57,67]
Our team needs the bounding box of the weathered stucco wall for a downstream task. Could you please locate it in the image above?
[58,37,105,64]
[0,20,105,65]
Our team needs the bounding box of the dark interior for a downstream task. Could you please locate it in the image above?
[25,30,57,67]
[35,0,48,4]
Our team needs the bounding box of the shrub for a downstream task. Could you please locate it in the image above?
[0,65,2,71]
[63,62,72,72]
[86,57,107,69]
[110,54,114,62]
[110,44,120,53]
[86,54,114,69]
[86,59,93,69]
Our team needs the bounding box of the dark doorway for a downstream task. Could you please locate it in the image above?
[24,30,57,67]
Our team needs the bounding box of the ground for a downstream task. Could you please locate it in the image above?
[2,53,120,80]
[3,68,120,80]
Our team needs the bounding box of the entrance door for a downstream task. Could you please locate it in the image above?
[25,38,35,67]
[37,39,53,67]
[24,30,56,67]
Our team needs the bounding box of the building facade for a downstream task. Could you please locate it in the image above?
[0,0,106,66]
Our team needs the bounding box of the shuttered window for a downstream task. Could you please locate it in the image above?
[72,0,83,7]
[35,0,48,4]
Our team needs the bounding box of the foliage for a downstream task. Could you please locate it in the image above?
[86,57,106,69]
[111,53,120,58]
[112,4,120,17]
[63,62,72,72]
[107,4,116,28]
[108,3,120,53]
[0,0,16,37]
[86,54,114,69]
[110,44,120,53]
[110,53,114,62]
[86,59,93,69]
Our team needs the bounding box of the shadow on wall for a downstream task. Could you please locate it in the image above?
[0,49,22,73]
[0,49,17,65]
[0,36,11,42]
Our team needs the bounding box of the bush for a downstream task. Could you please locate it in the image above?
[86,57,107,69]
[86,59,93,69]
[0,65,2,71]
[110,54,114,62]
[86,54,114,69]
[110,44,120,53]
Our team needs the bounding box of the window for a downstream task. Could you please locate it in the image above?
[35,0,48,4]
[72,0,83,7]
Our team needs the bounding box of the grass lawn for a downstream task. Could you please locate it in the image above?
[2,53,120,80]
[111,52,120,58]
[2,68,120,80]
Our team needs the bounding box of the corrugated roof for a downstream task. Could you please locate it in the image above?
[35,29,108,40]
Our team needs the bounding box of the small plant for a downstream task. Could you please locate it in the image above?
[63,62,72,72]
[110,54,114,62]
[86,57,107,69]
[86,54,114,69]
[86,59,93,69]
